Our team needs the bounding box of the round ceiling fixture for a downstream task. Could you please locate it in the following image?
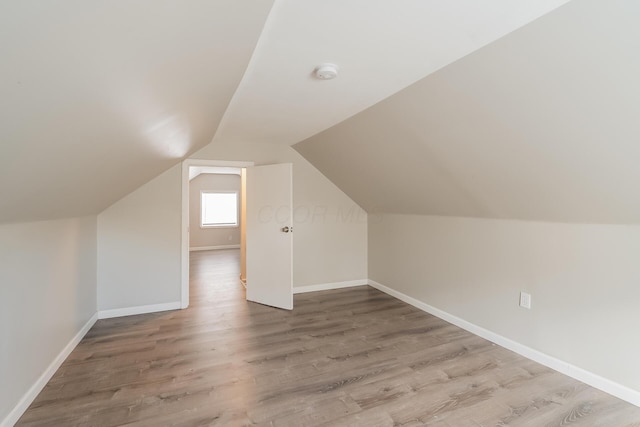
[314,63,339,80]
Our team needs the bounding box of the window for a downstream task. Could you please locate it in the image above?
[201,192,238,227]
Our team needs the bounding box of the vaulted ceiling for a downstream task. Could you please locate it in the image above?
[6,0,618,225]
[0,0,274,223]
[295,0,640,224]
[213,0,570,146]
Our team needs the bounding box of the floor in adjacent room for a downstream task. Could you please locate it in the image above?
[17,249,640,426]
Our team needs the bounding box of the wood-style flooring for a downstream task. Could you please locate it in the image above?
[17,249,640,426]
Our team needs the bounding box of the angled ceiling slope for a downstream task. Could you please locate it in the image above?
[0,0,274,223]
[214,0,570,146]
[295,0,640,224]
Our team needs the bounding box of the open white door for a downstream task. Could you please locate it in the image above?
[246,163,293,310]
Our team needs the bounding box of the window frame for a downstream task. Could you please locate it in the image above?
[200,190,239,228]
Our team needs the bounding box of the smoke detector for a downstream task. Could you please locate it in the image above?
[314,63,339,80]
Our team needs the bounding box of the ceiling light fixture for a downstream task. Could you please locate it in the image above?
[314,63,339,80]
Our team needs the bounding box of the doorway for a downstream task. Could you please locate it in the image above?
[187,166,244,305]
[188,168,242,252]
[180,159,253,308]
[181,160,294,311]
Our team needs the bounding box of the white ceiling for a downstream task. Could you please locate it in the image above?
[295,1,640,224]
[213,0,570,146]
[0,0,274,223]
[0,0,572,223]
[189,167,241,181]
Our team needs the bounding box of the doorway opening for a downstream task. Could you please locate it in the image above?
[181,160,253,308]
[181,159,294,311]
[187,166,244,305]
[189,167,241,252]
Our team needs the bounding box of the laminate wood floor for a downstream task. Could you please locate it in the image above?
[17,249,640,426]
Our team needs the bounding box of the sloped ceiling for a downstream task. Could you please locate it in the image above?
[295,0,640,224]
[0,0,274,223]
[1,0,572,224]
[214,0,570,146]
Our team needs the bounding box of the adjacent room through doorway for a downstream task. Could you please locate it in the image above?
[188,166,244,300]
[181,159,294,311]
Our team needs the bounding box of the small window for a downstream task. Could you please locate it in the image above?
[201,192,238,227]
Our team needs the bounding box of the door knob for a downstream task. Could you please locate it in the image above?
[281,226,290,233]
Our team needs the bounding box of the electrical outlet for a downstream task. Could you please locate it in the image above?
[519,292,531,309]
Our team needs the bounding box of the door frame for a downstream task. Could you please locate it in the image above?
[181,159,254,308]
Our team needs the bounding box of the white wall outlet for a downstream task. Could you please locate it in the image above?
[519,292,532,309]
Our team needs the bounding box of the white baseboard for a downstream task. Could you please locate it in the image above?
[293,279,368,294]
[189,244,240,252]
[98,302,182,319]
[1,313,98,427]
[368,279,640,408]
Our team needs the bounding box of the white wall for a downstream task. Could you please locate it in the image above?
[193,140,368,287]
[189,174,241,249]
[96,140,367,312]
[369,213,640,392]
[97,165,182,311]
[0,216,97,424]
